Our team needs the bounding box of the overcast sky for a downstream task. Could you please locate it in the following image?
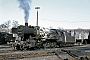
[0,0,90,29]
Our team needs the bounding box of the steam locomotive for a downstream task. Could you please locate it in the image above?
[12,23,75,50]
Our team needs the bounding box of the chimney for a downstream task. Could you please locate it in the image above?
[25,23,28,26]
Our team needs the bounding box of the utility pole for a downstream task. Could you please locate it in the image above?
[35,7,40,26]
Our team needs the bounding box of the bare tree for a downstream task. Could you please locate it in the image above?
[4,20,11,28]
[49,26,53,29]
[4,20,11,32]
[12,20,19,28]
[0,24,7,29]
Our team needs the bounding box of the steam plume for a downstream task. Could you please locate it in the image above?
[18,0,31,23]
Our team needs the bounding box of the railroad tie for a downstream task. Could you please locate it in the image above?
[61,49,78,58]
[54,51,63,59]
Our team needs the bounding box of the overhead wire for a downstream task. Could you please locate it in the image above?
[39,18,90,23]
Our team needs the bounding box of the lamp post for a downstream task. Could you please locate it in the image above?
[35,7,40,26]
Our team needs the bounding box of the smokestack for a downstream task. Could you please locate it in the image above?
[25,23,28,26]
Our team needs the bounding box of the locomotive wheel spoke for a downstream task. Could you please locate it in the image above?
[43,42,50,48]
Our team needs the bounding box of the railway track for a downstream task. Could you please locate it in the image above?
[0,44,90,60]
[0,49,20,53]
[0,49,63,59]
[0,48,90,60]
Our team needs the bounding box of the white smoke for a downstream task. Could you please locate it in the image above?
[18,0,31,23]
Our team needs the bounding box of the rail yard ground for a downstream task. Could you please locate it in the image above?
[0,44,90,60]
